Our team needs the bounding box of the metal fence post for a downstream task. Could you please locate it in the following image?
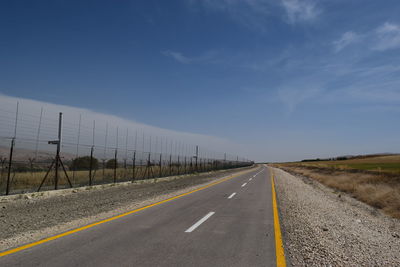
[184,156,187,174]
[54,112,62,190]
[169,154,172,176]
[89,146,94,186]
[147,153,151,179]
[5,138,15,195]
[113,149,117,183]
[124,158,127,179]
[177,156,180,175]
[89,119,96,186]
[195,146,198,172]
[132,151,136,181]
[159,154,162,177]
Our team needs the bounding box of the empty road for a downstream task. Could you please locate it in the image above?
[0,166,284,266]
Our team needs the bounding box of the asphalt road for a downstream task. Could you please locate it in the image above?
[0,166,278,267]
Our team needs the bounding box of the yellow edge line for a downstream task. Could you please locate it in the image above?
[0,168,256,257]
[269,167,287,267]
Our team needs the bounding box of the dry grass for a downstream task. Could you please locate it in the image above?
[294,155,400,174]
[0,165,211,194]
[273,156,400,219]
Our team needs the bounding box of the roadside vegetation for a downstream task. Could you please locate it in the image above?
[273,155,400,219]
[0,155,245,195]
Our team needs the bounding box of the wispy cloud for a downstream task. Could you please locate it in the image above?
[188,0,321,30]
[188,0,271,31]
[280,0,320,24]
[372,22,400,51]
[162,50,192,64]
[263,40,400,113]
[162,50,218,64]
[278,86,323,113]
[333,31,361,52]
[190,0,270,16]
[334,22,400,52]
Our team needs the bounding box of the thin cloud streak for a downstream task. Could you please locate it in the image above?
[162,50,193,64]
[162,50,218,64]
[281,0,320,24]
[373,22,400,51]
[334,22,400,52]
[188,0,321,30]
[333,31,361,52]
[278,86,323,113]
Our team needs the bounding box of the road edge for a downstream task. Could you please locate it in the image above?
[269,166,287,267]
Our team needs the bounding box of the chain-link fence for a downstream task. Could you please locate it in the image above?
[0,104,253,195]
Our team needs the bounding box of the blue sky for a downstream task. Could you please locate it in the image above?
[1,0,400,162]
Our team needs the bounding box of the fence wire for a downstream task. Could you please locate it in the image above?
[0,104,253,195]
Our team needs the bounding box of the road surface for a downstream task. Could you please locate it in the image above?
[0,166,282,266]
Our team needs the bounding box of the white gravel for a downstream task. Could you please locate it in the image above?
[272,167,400,266]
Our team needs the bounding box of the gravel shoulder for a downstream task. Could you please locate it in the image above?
[272,166,400,266]
[0,166,255,252]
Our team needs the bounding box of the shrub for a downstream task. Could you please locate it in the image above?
[106,159,118,169]
[70,156,99,170]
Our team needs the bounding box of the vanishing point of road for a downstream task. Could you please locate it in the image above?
[0,165,286,267]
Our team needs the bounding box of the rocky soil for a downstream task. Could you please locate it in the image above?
[272,167,400,266]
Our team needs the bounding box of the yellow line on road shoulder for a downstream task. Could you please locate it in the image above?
[269,167,287,267]
[0,168,256,258]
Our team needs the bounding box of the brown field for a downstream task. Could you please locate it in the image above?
[273,155,400,219]
[289,155,400,174]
